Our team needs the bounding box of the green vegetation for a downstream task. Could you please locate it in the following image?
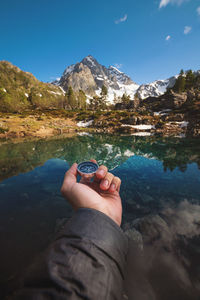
[0,126,8,133]
[0,61,90,112]
[67,86,77,109]
[0,61,66,112]
[101,85,108,96]
[121,93,130,105]
[77,90,87,109]
[173,69,199,93]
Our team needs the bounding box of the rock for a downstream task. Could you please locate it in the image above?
[142,90,187,111]
[187,122,200,136]
[165,113,185,122]
[186,89,196,103]
[121,116,137,125]
[59,62,97,94]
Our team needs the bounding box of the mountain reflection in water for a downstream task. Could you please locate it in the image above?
[0,134,200,299]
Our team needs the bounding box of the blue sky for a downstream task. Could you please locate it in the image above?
[0,0,199,84]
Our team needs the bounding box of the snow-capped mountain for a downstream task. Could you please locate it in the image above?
[53,55,139,103]
[136,76,178,99]
[52,55,177,102]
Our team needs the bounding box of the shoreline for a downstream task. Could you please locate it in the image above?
[0,109,198,141]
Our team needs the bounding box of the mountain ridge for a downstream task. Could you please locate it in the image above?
[53,55,180,102]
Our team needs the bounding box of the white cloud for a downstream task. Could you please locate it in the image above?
[184,26,192,34]
[50,76,60,81]
[159,0,189,8]
[115,14,127,24]
[165,35,171,41]
[197,6,200,15]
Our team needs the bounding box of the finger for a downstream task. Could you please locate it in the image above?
[100,172,114,190]
[61,163,78,193]
[95,165,108,182]
[90,159,97,164]
[109,176,121,193]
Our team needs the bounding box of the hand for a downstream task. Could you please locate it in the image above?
[61,160,122,226]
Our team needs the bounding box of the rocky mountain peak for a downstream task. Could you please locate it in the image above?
[81,55,99,67]
[108,65,133,85]
[54,55,139,103]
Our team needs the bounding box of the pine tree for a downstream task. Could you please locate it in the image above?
[173,69,186,93]
[89,96,100,110]
[121,93,130,105]
[195,74,200,89]
[113,92,119,105]
[78,90,87,109]
[101,85,108,96]
[134,92,140,101]
[89,95,107,110]
[67,86,77,109]
[185,70,195,90]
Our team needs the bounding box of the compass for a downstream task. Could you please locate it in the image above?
[77,161,99,178]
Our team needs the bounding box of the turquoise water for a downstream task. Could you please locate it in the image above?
[0,134,200,299]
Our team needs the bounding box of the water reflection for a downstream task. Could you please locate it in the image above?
[1,135,200,182]
[0,134,200,299]
[124,200,200,300]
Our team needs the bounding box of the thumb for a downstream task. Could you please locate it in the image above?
[61,163,78,194]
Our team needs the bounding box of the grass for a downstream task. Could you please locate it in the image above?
[0,127,8,133]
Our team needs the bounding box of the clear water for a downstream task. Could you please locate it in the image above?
[0,134,200,299]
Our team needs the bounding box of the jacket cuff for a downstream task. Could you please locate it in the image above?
[57,208,128,277]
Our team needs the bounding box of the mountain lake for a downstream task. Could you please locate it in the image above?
[0,134,200,299]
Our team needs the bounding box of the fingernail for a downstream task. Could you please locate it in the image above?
[103,179,109,187]
[111,183,116,190]
[98,170,105,176]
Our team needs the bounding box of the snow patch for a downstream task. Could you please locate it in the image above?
[109,66,123,74]
[104,144,113,154]
[124,150,135,157]
[85,56,95,67]
[122,124,155,130]
[48,90,63,96]
[59,86,66,94]
[77,120,93,127]
[154,109,171,116]
[131,132,153,136]
[165,121,188,128]
[77,132,92,136]
[175,121,189,128]
[63,64,75,76]
[96,82,139,105]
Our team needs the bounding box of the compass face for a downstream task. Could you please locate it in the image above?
[77,161,99,175]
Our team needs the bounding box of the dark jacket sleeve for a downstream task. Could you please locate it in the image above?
[11,208,128,300]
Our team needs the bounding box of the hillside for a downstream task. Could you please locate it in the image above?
[0,61,65,112]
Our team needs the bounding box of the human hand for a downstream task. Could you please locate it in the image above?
[61,160,122,226]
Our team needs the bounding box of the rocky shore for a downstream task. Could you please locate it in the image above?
[0,109,199,140]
